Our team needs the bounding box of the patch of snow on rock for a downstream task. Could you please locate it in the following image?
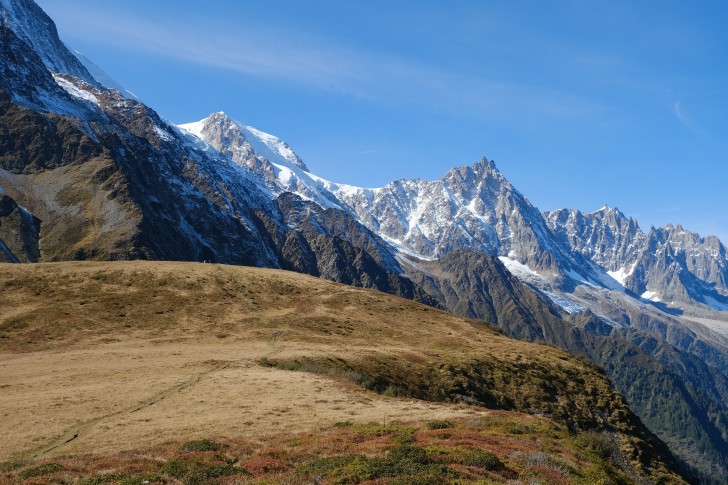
[498,256,542,280]
[566,268,596,287]
[542,290,585,314]
[52,74,98,106]
[153,125,173,142]
[607,266,632,286]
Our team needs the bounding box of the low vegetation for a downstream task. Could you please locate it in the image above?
[3,416,649,484]
[0,261,687,483]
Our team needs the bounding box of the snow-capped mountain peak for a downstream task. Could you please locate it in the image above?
[179,112,378,214]
[180,112,309,172]
[181,114,599,279]
[181,110,728,315]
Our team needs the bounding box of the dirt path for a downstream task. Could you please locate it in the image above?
[2,339,489,460]
[22,361,232,460]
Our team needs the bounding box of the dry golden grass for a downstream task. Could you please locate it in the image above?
[0,262,495,461]
[0,261,685,483]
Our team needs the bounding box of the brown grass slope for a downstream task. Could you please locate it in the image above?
[0,261,686,483]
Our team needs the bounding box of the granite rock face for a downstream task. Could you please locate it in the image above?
[546,207,728,309]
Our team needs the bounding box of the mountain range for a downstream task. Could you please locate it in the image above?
[1,0,727,481]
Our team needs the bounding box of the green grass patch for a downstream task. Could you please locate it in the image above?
[161,459,249,484]
[296,454,360,477]
[352,424,416,437]
[181,439,222,452]
[426,420,454,430]
[574,431,618,461]
[298,446,455,484]
[459,448,502,469]
[79,473,129,485]
[421,445,503,471]
[17,463,64,481]
[0,462,23,473]
[117,475,165,485]
[505,422,534,435]
[394,431,416,444]
[80,473,165,485]
[160,460,186,479]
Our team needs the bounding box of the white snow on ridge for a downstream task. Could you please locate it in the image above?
[593,268,625,291]
[239,124,304,170]
[153,125,173,142]
[497,256,601,316]
[385,234,436,261]
[178,114,381,215]
[52,74,99,106]
[178,120,205,138]
[641,290,661,302]
[499,256,594,316]
[334,180,378,198]
[565,268,596,287]
[180,114,308,171]
[607,266,632,286]
[274,164,294,185]
[498,256,541,279]
[563,266,622,291]
[72,50,139,100]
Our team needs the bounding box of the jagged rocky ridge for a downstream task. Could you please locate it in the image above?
[0,0,727,481]
[181,114,598,277]
[546,206,728,309]
[183,113,728,316]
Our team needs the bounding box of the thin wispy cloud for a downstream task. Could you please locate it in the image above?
[50,7,364,95]
[673,100,701,136]
[46,4,607,126]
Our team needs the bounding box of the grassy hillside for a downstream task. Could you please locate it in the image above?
[0,262,686,483]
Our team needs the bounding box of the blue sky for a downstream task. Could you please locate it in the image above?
[38,0,728,242]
